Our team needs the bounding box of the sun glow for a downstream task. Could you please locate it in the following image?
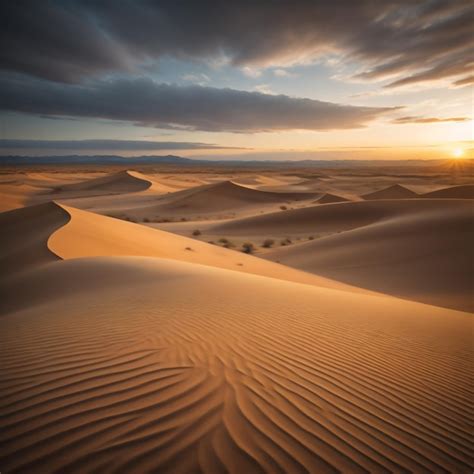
[452,148,464,158]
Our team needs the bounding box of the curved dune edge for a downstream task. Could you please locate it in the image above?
[48,203,366,293]
[0,202,71,279]
[1,256,471,473]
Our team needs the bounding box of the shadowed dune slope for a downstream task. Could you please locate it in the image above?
[265,202,474,312]
[1,256,472,473]
[210,199,469,236]
[421,184,474,199]
[361,184,418,200]
[317,193,350,204]
[48,204,354,291]
[0,202,70,279]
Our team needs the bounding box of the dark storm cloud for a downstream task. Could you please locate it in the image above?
[392,116,470,124]
[0,139,241,151]
[0,76,394,132]
[1,1,472,88]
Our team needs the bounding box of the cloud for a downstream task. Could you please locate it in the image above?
[0,76,394,132]
[181,73,210,84]
[1,1,472,88]
[0,139,241,151]
[453,75,474,87]
[273,69,297,78]
[391,116,470,124]
[254,84,274,94]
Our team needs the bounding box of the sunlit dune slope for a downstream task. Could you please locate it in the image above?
[0,201,352,291]
[1,255,471,473]
[265,200,474,311]
[361,184,418,200]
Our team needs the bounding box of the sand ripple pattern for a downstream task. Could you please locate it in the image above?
[1,257,472,473]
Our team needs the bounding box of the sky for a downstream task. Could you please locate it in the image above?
[0,0,472,160]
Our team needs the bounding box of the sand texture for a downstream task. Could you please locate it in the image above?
[0,166,472,473]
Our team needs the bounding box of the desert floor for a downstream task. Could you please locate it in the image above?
[1,162,473,473]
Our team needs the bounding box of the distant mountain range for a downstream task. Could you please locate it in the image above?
[0,154,195,165]
[0,154,464,168]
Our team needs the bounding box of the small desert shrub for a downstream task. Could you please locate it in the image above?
[181,217,187,222]
[218,237,229,244]
[262,239,275,248]
[143,217,150,223]
[280,237,292,246]
[308,235,315,240]
[223,241,235,249]
[192,229,201,236]
[242,242,255,254]
[185,247,193,251]
[280,205,288,210]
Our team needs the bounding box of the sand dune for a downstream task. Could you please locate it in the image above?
[316,193,350,204]
[155,180,315,212]
[1,166,473,473]
[1,255,471,473]
[421,184,474,199]
[1,201,352,291]
[265,200,474,311]
[210,198,466,237]
[361,184,418,200]
[0,202,70,278]
[52,170,152,194]
[60,179,317,222]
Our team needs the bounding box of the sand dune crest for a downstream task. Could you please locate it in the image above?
[361,184,418,200]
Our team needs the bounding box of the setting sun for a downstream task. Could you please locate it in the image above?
[452,148,464,158]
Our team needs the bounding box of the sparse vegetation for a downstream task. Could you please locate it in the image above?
[242,242,255,254]
[308,235,315,240]
[192,229,201,236]
[280,205,288,210]
[262,239,275,248]
[143,217,150,223]
[218,237,235,248]
[185,247,193,251]
[280,237,292,246]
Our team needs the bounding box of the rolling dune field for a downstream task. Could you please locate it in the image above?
[0,166,473,473]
